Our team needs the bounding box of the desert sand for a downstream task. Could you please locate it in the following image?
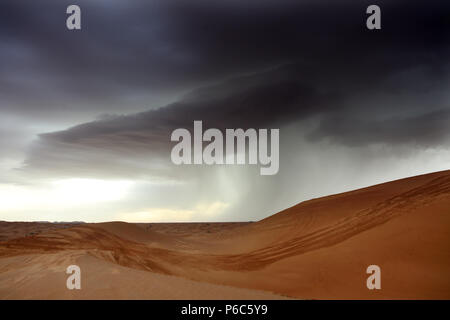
[1,170,449,299]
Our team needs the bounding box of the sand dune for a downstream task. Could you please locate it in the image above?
[0,252,285,299]
[0,222,78,242]
[1,170,449,299]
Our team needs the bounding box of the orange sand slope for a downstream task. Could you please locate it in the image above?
[0,170,449,299]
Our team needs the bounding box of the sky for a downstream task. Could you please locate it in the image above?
[0,0,449,222]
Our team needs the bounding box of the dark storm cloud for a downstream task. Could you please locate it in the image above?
[309,109,450,147]
[23,61,449,179]
[1,0,448,119]
[21,64,338,178]
[1,0,448,178]
[41,63,337,141]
